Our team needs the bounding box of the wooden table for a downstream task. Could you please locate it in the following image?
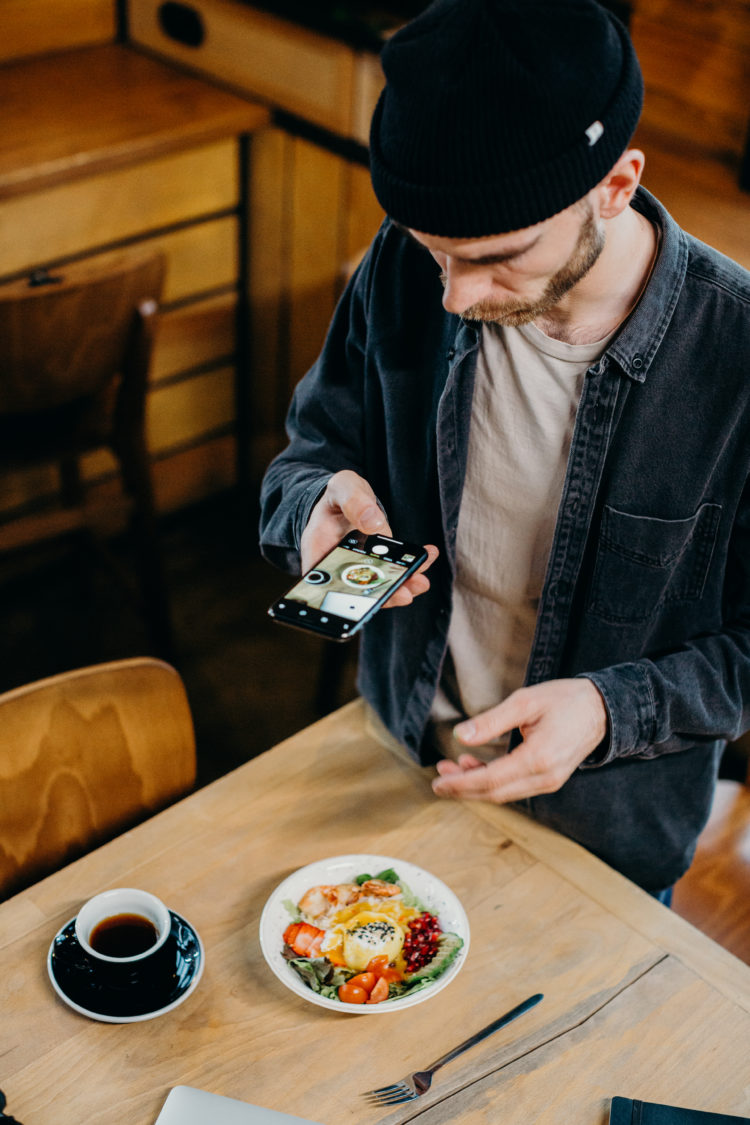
[3,698,750,1124]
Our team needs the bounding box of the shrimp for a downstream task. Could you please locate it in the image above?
[298,883,360,921]
[357,879,402,899]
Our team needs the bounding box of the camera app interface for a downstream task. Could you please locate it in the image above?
[281,535,419,623]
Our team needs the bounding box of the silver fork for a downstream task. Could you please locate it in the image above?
[363,992,543,1107]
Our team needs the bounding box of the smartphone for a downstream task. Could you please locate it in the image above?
[268,531,428,641]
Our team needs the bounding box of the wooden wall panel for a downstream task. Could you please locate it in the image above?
[149,218,239,304]
[344,162,384,278]
[1,0,115,64]
[152,293,237,383]
[351,50,384,147]
[247,133,383,479]
[146,365,235,453]
[71,363,234,494]
[0,142,239,279]
[248,126,290,472]
[25,217,240,304]
[152,433,237,513]
[287,137,346,399]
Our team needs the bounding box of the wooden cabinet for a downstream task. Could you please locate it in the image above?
[127,0,386,477]
[0,44,269,526]
[1,0,115,65]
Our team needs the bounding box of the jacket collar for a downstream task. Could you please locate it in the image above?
[604,186,689,384]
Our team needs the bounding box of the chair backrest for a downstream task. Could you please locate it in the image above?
[0,250,165,414]
[0,657,196,899]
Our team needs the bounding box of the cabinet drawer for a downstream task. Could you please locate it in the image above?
[128,0,356,135]
[0,140,239,278]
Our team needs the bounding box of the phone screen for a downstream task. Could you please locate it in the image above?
[268,532,427,640]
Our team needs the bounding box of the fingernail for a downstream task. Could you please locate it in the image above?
[432,778,446,796]
[454,720,476,742]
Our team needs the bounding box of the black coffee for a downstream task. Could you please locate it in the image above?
[89,912,159,957]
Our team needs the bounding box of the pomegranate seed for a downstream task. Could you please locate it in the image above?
[402,912,442,972]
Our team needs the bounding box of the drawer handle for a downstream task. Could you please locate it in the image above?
[157,1,206,47]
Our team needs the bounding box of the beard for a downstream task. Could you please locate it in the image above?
[450,203,605,327]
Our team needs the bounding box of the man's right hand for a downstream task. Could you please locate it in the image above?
[300,470,438,608]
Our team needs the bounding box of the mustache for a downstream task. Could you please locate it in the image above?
[439,272,541,325]
[438,207,604,327]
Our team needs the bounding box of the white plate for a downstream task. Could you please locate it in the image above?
[259,854,470,1014]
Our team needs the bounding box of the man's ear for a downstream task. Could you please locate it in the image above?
[596,148,646,219]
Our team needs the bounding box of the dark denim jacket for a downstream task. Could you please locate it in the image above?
[260,188,750,890]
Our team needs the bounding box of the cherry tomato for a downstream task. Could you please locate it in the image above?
[338,982,368,1004]
[366,976,390,1004]
[367,955,403,983]
[348,972,377,994]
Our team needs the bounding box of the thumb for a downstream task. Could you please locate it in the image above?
[453,691,532,747]
[326,473,391,536]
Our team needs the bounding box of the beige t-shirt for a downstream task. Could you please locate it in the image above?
[430,320,612,760]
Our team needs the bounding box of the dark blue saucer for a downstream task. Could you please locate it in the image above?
[47,910,203,1022]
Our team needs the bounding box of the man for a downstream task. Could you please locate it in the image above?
[260,0,750,898]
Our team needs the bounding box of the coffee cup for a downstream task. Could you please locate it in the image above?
[75,888,171,965]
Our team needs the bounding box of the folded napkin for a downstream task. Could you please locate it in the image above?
[610,1097,750,1124]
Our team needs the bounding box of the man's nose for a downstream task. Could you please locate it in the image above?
[440,259,492,315]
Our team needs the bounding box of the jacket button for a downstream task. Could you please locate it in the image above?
[447,348,456,361]
[632,354,644,370]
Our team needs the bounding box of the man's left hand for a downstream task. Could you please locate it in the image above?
[431,678,608,804]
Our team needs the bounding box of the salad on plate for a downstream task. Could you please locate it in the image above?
[281,864,464,1007]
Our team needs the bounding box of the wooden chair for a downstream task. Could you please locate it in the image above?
[0,250,173,657]
[673,736,750,964]
[0,657,196,900]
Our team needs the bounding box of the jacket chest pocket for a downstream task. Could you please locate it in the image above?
[587,502,721,624]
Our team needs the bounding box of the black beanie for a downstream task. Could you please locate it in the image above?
[369,0,643,237]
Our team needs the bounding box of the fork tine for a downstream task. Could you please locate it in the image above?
[366,1090,417,1106]
[364,1083,413,1099]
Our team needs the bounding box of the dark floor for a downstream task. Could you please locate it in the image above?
[0,488,357,789]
